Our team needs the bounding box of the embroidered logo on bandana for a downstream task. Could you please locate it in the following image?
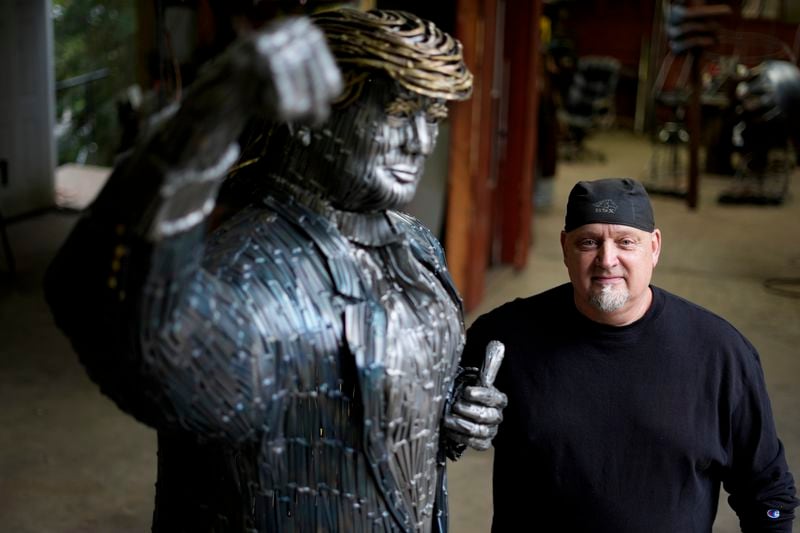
[767,509,781,519]
[592,199,618,214]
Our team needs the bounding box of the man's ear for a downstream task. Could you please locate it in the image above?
[651,228,662,267]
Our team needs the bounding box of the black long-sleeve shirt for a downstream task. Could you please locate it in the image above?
[462,283,797,532]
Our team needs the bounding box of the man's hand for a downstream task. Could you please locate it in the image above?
[444,341,508,451]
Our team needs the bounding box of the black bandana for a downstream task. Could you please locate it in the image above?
[564,178,655,232]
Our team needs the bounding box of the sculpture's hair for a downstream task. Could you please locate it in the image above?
[222,8,472,197]
[311,9,473,106]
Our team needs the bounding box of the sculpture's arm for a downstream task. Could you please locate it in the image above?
[395,212,508,459]
[44,17,341,438]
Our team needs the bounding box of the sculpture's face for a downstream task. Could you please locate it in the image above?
[309,76,447,211]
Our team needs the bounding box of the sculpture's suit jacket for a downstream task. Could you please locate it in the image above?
[46,178,465,532]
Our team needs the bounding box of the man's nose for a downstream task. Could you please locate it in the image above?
[595,241,618,268]
[405,114,434,155]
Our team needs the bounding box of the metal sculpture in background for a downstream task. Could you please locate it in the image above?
[722,60,800,204]
[45,9,506,532]
[660,2,732,208]
[655,2,800,205]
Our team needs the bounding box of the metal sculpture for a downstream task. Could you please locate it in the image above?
[722,60,800,204]
[45,9,505,532]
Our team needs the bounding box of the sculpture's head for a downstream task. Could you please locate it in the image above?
[292,9,472,211]
[736,60,800,153]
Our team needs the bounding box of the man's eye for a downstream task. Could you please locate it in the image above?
[620,239,637,247]
[579,239,598,248]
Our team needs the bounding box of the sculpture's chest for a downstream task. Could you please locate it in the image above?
[352,242,462,409]
[351,241,463,530]
[205,205,464,530]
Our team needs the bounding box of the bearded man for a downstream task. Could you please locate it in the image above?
[461,177,798,532]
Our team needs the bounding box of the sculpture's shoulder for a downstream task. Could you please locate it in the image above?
[204,205,290,267]
[201,202,348,346]
[388,211,448,270]
[203,203,330,286]
[388,210,462,311]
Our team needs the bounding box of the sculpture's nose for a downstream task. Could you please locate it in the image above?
[405,114,434,155]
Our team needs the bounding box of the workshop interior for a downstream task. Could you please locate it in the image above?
[1,1,799,532]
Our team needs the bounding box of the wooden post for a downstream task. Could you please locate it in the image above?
[498,0,541,268]
[446,0,542,311]
[685,0,704,210]
[445,0,500,312]
[686,51,701,209]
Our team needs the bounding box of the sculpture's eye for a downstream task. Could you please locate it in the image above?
[385,97,421,119]
[386,96,447,126]
[426,101,448,124]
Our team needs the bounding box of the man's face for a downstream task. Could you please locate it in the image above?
[561,223,661,325]
[312,77,445,211]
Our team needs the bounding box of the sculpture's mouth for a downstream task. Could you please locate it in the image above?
[387,163,419,183]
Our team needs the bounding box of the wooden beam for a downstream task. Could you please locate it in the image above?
[465,0,500,311]
[498,0,541,268]
[686,0,703,210]
[687,51,701,210]
[445,0,479,309]
[445,0,501,312]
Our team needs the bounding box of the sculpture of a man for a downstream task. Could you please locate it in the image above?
[45,9,505,532]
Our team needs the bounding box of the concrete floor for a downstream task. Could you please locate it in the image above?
[1,130,798,531]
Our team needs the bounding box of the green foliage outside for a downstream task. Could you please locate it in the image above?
[53,0,137,166]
